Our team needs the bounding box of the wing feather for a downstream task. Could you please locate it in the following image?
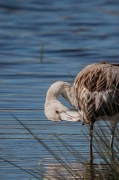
[74,61,119,124]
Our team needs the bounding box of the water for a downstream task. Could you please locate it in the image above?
[0,0,119,179]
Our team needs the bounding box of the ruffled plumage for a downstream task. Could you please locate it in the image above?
[74,61,119,124]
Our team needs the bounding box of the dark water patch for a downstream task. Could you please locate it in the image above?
[0,74,76,79]
[67,21,109,27]
[0,2,23,12]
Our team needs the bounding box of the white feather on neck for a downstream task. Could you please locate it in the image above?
[45,81,77,108]
[44,81,82,122]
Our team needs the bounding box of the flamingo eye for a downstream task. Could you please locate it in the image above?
[55,110,59,114]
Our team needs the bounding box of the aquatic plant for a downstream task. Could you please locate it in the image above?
[11,115,119,180]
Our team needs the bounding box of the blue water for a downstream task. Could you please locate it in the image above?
[0,0,119,179]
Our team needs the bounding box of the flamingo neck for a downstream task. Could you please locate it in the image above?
[45,81,77,108]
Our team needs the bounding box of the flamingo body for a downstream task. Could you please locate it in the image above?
[44,61,119,166]
[74,61,119,124]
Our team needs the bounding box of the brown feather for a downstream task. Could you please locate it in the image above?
[74,61,119,124]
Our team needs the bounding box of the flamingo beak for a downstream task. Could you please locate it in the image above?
[59,110,81,122]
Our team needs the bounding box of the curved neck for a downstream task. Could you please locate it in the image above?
[45,81,77,108]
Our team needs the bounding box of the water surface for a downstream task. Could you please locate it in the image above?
[0,0,119,179]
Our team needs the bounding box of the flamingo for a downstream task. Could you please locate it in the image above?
[44,61,119,165]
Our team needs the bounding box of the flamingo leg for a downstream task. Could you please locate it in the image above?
[110,126,115,158]
[89,123,94,165]
[89,123,94,180]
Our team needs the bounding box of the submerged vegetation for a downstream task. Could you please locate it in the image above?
[9,115,119,180]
